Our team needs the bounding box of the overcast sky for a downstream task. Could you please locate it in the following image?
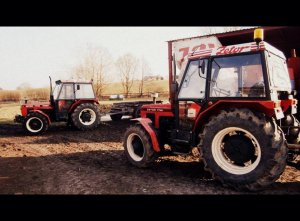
[0,27,229,90]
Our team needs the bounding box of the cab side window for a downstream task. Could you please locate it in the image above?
[58,84,75,100]
[178,59,207,99]
[75,84,95,99]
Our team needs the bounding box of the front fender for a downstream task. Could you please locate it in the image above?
[131,118,160,152]
[31,110,51,124]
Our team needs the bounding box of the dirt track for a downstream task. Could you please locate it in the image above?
[0,119,299,194]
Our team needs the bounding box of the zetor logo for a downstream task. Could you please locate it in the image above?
[216,46,250,55]
[147,108,164,112]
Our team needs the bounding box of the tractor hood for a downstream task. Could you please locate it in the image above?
[141,103,172,112]
[22,101,51,108]
[20,101,53,116]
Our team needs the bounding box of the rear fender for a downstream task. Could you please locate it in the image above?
[69,100,98,113]
[31,110,51,124]
[131,118,160,152]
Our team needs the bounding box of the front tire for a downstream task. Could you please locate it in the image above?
[23,112,49,135]
[71,103,100,130]
[199,108,287,191]
[123,125,157,168]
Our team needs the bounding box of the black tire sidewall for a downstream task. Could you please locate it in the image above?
[202,114,281,184]
[124,125,156,168]
[23,112,48,135]
[71,103,100,130]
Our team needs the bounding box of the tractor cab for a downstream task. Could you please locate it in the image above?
[15,78,100,135]
[175,40,295,134]
[51,80,96,121]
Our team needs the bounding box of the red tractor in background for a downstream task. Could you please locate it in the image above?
[123,29,300,191]
[15,78,101,135]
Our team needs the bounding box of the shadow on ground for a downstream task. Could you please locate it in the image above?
[0,149,299,194]
[0,119,132,143]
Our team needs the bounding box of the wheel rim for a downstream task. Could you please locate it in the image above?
[127,133,144,162]
[79,108,96,125]
[26,117,43,133]
[211,127,261,175]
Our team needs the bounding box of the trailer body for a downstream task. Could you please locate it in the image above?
[109,100,162,121]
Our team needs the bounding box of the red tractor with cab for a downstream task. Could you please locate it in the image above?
[15,78,101,135]
[123,29,300,191]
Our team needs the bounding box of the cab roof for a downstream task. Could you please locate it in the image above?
[188,41,286,60]
[55,79,93,84]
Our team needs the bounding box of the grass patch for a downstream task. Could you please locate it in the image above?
[0,102,20,124]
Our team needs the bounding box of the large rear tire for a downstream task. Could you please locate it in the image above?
[199,108,287,191]
[23,112,49,135]
[123,125,157,168]
[71,103,100,130]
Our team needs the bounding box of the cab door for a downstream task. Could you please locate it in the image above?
[55,83,75,120]
[176,59,208,140]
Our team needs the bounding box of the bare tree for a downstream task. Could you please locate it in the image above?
[139,58,151,97]
[116,54,139,98]
[72,45,113,98]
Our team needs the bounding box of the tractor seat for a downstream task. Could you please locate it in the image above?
[248,82,265,97]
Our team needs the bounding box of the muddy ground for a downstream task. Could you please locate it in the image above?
[0,119,299,194]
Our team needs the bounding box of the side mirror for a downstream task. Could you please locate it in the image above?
[170,82,178,94]
[77,85,80,90]
[198,60,206,76]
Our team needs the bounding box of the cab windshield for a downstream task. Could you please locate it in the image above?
[210,53,266,98]
[52,84,61,100]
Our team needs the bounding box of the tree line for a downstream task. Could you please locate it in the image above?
[71,45,152,98]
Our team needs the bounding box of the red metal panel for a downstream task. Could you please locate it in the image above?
[168,41,174,109]
[288,57,300,80]
[68,99,99,113]
[142,103,172,110]
[58,100,66,111]
[21,102,54,116]
[32,110,51,124]
[193,100,281,131]
[21,105,27,116]
[140,103,174,128]
[281,99,297,112]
